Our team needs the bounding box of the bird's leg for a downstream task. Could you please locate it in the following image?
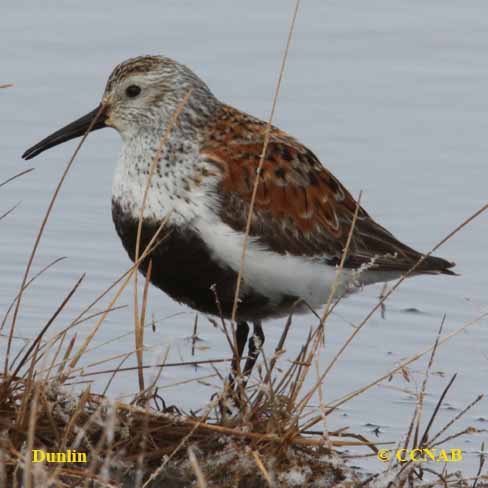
[242,320,265,380]
[228,321,249,388]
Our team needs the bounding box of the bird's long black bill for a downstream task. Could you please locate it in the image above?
[22,104,108,160]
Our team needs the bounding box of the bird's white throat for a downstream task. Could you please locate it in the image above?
[111,131,209,224]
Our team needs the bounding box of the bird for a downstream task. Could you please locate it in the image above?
[22,55,455,381]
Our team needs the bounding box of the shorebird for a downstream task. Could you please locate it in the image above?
[22,55,455,379]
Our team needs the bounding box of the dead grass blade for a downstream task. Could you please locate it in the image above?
[290,192,362,409]
[7,274,85,385]
[136,259,152,392]
[252,450,273,486]
[23,384,39,488]
[419,373,457,447]
[412,315,446,449]
[65,210,172,375]
[188,446,208,488]
[132,90,193,393]
[294,201,488,418]
[473,441,486,488]
[231,0,301,323]
[78,357,231,378]
[0,202,20,222]
[3,104,106,377]
[0,168,34,189]
[326,310,488,413]
[430,394,484,447]
[0,257,66,334]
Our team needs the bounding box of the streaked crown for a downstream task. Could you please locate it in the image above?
[103,55,218,139]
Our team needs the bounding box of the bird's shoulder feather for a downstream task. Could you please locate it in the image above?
[199,104,454,274]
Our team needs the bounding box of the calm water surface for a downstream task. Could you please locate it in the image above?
[1,0,487,476]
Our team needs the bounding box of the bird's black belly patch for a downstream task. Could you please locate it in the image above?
[111,199,275,320]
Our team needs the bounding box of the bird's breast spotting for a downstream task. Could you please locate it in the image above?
[111,136,207,224]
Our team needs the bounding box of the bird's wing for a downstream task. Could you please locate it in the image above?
[200,105,454,275]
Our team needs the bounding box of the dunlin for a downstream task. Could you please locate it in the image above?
[22,55,455,378]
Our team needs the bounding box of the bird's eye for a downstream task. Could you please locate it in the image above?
[125,85,141,98]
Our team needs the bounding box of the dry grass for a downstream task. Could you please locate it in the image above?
[1,2,488,487]
[1,191,486,486]
[1,277,486,487]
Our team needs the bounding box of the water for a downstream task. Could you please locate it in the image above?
[1,0,487,477]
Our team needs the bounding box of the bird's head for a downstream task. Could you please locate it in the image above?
[22,55,216,160]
